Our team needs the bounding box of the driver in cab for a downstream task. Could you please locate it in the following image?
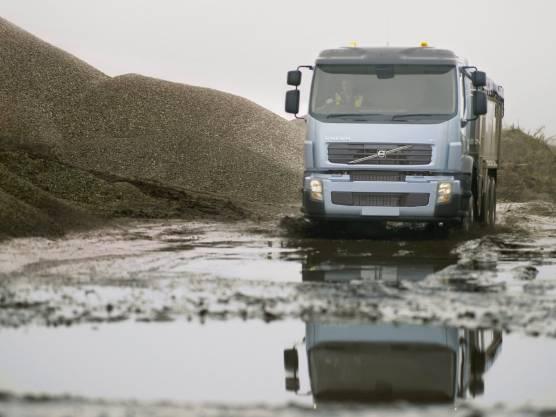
[319,79,364,112]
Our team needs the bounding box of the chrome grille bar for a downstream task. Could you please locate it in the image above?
[328,143,432,165]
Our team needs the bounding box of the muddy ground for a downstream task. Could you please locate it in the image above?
[0,201,555,417]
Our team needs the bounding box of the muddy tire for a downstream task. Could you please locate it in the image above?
[488,177,497,226]
[482,176,496,227]
[478,178,488,225]
[480,176,496,227]
[457,195,475,233]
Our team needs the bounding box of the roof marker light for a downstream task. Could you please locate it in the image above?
[349,41,358,48]
[420,41,430,47]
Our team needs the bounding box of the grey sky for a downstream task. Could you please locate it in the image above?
[2,0,556,135]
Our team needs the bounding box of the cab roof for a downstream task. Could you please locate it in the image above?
[316,47,463,66]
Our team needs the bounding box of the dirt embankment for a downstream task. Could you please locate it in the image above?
[0,149,251,239]
[498,128,556,203]
[0,17,304,238]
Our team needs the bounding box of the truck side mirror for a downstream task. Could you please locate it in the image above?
[285,90,300,114]
[472,71,487,88]
[284,348,300,392]
[284,348,299,372]
[473,91,488,116]
[287,70,302,86]
[285,376,300,392]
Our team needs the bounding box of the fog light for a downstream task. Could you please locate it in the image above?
[437,182,452,204]
[310,179,323,201]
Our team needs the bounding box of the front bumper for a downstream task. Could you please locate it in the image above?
[302,173,465,222]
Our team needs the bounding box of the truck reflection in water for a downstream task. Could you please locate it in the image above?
[302,258,447,285]
[300,240,453,286]
[284,323,502,405]
[293,253,502,405]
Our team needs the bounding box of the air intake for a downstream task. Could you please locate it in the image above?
[328,143,432,165]
[331,192,430,207]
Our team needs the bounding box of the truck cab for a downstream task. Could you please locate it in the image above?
[286,46,504,229]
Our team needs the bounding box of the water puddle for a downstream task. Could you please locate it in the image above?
[1,219,555,331]
[0,221,460,284]
[0,320,555,409]
[3,219,553,290]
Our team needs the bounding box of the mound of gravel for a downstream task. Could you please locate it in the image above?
[0,17,107,153]
[0,17,303,202]
[0,148,249,239]
[0,17,303,237]
[60,73,303,203]
[0,156,93,238]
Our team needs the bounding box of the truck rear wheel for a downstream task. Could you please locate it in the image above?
[488,176,497,226]
[482,176,496,227]
[479,175,496,227]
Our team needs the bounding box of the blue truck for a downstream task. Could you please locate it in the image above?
[285,45,504,230]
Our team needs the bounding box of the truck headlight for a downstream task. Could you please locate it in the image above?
[437,182,452,204]
[310,179,323,201]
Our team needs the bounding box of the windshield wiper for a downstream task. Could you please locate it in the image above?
[392,113,444,120]
[326,113,389,119]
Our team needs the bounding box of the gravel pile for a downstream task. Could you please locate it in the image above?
[0,149,248,238]
[61,73,304,203]
[0,16,303,237]
[0,17,107,153]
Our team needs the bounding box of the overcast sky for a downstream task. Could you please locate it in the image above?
[3,0,556,136]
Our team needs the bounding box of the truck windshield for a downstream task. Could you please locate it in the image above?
[310,64,457,121]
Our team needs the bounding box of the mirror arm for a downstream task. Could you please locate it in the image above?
[461,115,478,128]
[460,65,477,80]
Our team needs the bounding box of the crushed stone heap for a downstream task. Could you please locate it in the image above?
[0,16,303,205]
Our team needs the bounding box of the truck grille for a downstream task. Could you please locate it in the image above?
[331,192,430,207]
[328,143,432,165]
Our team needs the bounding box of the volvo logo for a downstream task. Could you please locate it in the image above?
[348,145,413,164]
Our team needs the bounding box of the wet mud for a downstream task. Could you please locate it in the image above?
[0,201,555,416]
[0,203,554,333]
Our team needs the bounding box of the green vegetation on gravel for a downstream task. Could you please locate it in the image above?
[498,128,556,202]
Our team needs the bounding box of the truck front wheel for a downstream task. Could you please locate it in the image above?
[455,195,475,233]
